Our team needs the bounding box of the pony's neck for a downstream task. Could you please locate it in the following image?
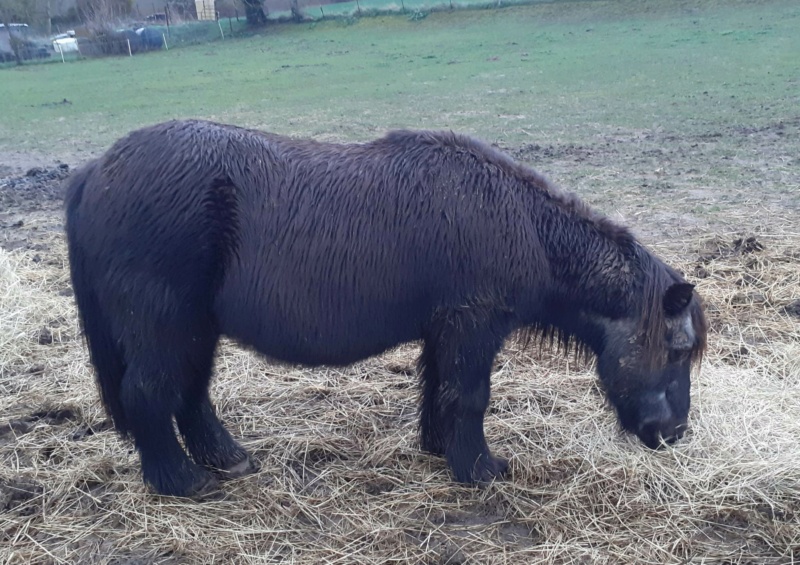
[533,217,649,355]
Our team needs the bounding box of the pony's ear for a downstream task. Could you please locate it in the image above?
[663,283,695,316]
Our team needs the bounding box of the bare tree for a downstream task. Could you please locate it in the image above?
[290,0,303,22]
[240,0,266,25]
[44,0,51,36]
[76,0,131,36]
[0,0,24,65]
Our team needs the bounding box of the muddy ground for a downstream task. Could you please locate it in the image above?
[1,165,70,250]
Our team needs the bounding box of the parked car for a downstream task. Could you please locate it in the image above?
[52,31,79,53]
[0,23,51,62]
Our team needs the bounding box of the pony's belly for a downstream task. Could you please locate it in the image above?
[245,334,411,367]
[215,293,424,367]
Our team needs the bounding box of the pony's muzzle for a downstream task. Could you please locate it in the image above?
[635,392,687,449]
[638,420,687,449]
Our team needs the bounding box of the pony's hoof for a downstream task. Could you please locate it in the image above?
[450,451,509,486]
[188,474,222,500]
[472,454,509,485]
[216,454,260,480]
[149,471,221,500]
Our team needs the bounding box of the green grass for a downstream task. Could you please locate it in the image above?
[0,0,797,162]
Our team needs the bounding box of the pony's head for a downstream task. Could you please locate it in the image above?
[595,280,707,449]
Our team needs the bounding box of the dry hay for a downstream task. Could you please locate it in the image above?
[1,229,799,564]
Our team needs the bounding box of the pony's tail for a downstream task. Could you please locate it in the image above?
[64,163,129,436]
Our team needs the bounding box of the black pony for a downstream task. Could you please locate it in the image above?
[64,119,708,497]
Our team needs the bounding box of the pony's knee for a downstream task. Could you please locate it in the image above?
[456,374,491,415]
[120,366,181,425]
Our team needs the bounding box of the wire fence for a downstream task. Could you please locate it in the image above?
[281,0,531,19]
[0,0,548,66]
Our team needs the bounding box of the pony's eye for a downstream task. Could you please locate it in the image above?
[668,349,691,363]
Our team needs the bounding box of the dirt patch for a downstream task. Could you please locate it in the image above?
[0,164,70,212]
[784,300,800,318]
[0,148,79,178]
[494,142,597,165]
[696,234,765,262]
[0,477,43,513]
[0,166,71,270]
[1,406,80,440]
[731,115,800,139]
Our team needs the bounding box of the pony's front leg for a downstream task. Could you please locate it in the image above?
[446,382,509,484]
[429,308,511,484]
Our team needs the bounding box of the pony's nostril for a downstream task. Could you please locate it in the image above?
[636,418,688,449]
[659,422,688,446]
[674,422,689,439]
[637,420,664,450]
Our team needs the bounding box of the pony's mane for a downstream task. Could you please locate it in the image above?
[511,241,707,372]
[510,323,596,368]
[384,129,708,371]
[384,128,638,249]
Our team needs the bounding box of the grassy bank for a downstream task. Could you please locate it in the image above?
[0,0,797,160]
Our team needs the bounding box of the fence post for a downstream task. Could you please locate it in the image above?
[127,38,132,56]
[163,32,168,50]
[218,19,224,39]
[57,43,65,62]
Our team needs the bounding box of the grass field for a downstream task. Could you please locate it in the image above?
[1,0,799,563]
[2,1,798,157]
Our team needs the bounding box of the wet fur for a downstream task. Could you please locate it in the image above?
[65,119,707,496]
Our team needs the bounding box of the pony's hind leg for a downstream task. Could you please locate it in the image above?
[429,308,512,484]
[176,394,259,479]
[418,341,446,456]
[121,352,218,498]
[165,327,257,479]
